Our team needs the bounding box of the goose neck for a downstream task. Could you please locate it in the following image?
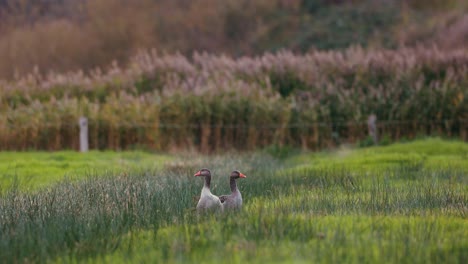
[204,175,211,189]
[230,177,238,193]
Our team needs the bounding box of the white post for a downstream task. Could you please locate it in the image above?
[79,117,89,152]
[367,114,378,145]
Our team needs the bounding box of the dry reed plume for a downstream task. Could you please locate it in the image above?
[0,46,467,151]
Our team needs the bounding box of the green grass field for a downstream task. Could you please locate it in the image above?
[0,138,467,263]
[0,151,171,191]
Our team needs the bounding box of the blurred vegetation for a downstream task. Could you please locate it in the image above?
[286,138,468,172]
[0,47,466,152]
[0,0,467,79]
[0,0,467,152]
[0,151,171,191]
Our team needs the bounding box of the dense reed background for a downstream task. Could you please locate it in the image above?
[1,47,467,151]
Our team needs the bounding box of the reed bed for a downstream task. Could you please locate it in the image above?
[1,46,467,151]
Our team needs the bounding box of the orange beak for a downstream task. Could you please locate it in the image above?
[194,171,202,177]
[239,172,247,178]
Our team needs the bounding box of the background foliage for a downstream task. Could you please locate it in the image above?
[1,47,466,151]
[0,0,467,79]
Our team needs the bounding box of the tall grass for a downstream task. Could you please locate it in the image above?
[0,151,466,263]
[1,47,467,151]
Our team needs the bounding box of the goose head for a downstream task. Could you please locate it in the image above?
[194,168,211,177]
[230,170,246,179]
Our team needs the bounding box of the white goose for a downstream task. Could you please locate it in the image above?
[194,168,223,212]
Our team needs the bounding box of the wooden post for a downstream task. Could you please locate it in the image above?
[79,117,89,152]
[368,114,378,145]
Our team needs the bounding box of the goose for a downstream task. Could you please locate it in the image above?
[194,168,223,212]
[219,170,246,210]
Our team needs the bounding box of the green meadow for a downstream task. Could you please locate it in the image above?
[0,151,171,190]
[0,138,467,263]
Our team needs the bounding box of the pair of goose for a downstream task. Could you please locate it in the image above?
[194,168,246,212]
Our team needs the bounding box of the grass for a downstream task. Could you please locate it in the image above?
[0,138,467,263]
[0,151,171,191]
[286,138,468,172]
[96,216,466,264]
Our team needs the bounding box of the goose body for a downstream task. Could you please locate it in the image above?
[194,169,223,212]
[219,170,246,210]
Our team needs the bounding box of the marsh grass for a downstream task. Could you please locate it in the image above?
[0,167,466,262]
[0,140,466,263]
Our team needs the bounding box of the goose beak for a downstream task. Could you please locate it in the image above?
[239,173,247,178]
[194,171,202,177]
